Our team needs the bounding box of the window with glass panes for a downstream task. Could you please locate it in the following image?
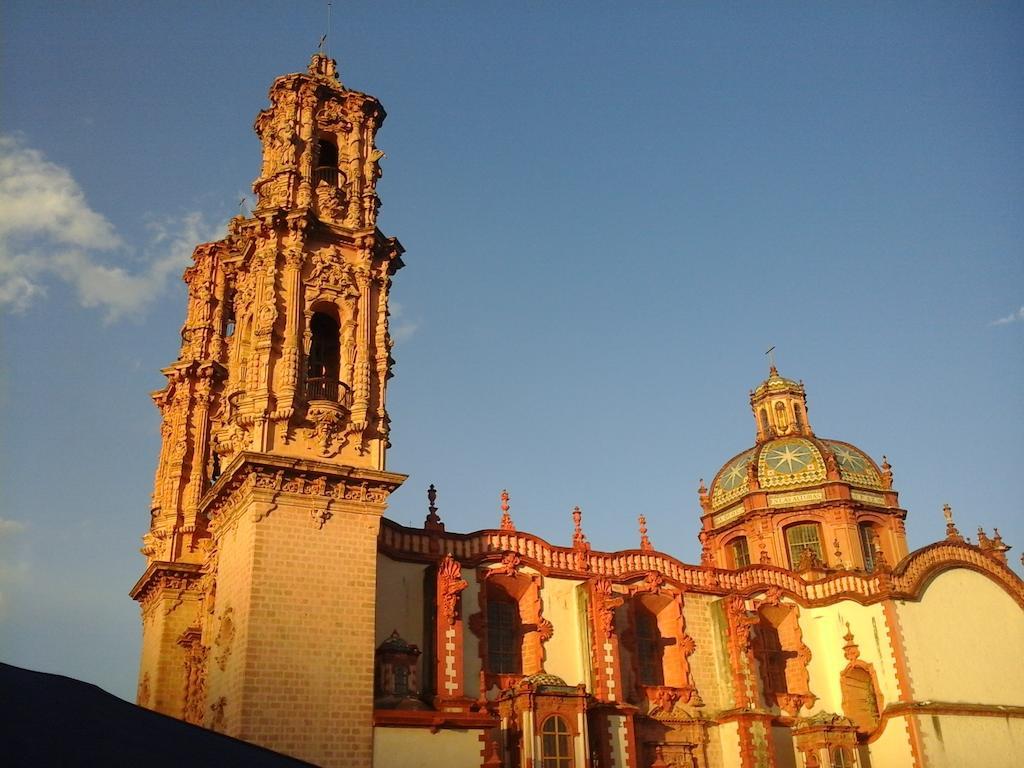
[486,597,521,674]
[729,537,751,568]
[635,608,663,686]
[755,617,789,694]
[785,523,823,567]
[858,523,877,572]
[540,716,573,768]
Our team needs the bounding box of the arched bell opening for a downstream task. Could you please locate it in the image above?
[306,309,342,402]
[314,137,340,187]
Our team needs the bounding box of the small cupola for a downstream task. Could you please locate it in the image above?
[750,365,813,444]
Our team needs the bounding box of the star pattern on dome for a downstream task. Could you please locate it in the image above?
[830,444,866,472]
[720,456,749,490]
[764,441,814,473]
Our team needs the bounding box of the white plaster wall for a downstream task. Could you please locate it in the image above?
[375,556,426,650]
[372,727,481,768]
[915,713,1024,768]
[896,568,1024,705]
[798,600,898,714]
[541,576,586,686]
[716,721,742,768]
[867,714,914,768]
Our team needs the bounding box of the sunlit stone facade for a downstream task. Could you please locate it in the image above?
[132,54,1024,768]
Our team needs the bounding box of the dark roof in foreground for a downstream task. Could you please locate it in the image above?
[0,663,312,767]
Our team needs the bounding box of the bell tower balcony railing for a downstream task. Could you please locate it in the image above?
[305,376,351,405]
[314,165,340,187]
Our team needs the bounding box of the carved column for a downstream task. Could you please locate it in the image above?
[350,256,373,436]
[182,373,214,545]
[373,260,391,452]
[277,234,305,415]
[296,83,317,209]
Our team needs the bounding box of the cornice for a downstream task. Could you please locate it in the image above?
[199,451,407,526]
[129,561,203,602]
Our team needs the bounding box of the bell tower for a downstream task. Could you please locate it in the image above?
[131,53,407,767]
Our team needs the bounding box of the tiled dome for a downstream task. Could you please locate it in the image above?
[708,438,882,512]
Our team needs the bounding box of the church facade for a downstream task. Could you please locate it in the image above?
[131,55,1024,768]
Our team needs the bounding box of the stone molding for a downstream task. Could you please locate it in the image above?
[200,451,406,534]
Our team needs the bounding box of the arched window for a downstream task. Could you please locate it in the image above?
[759,408,771,437]
[728,536,751,568]
[785,523,824,569]
[540,716,573,768]
[486,591,521,674]
[635,606,664,686]
[792,403,804,432]
[858,523,878,572]
[306,311,340,401]
[830,746,855,768]
[841,665,881,734]
[315,138,339,186]
[774,400,790,431]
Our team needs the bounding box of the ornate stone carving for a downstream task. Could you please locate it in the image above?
[315,180,347,221]
[591,577,623,640]
[437,554,468,626]
[307,403,347,456]
[180,628,208,725]
[214,606,235,671]
[209,696,227,732]
[317,100,353,132]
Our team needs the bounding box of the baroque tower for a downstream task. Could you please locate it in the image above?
[131,53,406,766]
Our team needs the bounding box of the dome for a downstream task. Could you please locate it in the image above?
[522,673,570,688]
[751,366,804,399]
[708,437,883,513]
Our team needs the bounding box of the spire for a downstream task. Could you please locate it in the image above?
[499,489,515,531]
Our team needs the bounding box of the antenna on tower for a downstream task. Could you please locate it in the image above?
[327,2,332,59]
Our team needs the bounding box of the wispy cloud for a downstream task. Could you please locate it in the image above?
[0,135,218,321]
[0,517,26,537]
[991,306,1024,326]
[390,301,419,342]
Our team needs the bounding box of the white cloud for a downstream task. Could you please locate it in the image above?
[991,306,1024,326]
[0,135,218,322]
[0,517,26,537]
[390,301,419,342]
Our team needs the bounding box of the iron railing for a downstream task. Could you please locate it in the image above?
[313,166,340,187]
[305,376,347,403]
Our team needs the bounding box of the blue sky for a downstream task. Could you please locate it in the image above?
[1,2,1021,701]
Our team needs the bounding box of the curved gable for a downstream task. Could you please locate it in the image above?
[895,567,1024,706]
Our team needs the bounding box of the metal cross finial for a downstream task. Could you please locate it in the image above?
[765,345,777,373]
